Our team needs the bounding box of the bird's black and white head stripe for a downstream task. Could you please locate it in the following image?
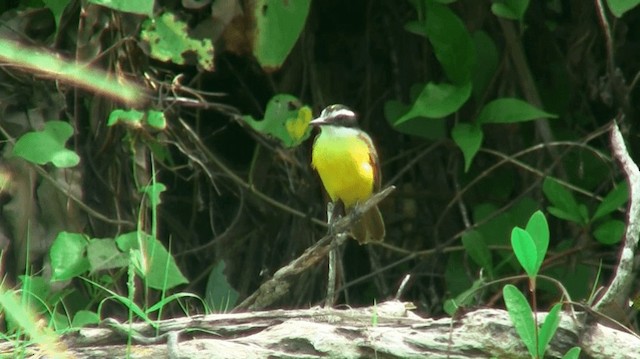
[310,104,359,127]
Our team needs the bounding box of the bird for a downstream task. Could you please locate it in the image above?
[310,104,385,244]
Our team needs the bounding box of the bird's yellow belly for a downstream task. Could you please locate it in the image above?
[312,135,374,208]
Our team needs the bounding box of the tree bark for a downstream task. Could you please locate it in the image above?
[5,301,637,359]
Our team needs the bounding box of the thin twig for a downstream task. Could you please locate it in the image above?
[593,122,640,312]
[235,186,396,311]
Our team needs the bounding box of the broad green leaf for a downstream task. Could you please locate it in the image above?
[384,100,446,140]
[511,227,538,277]
[562,347,582,359]
[491,0,530,20]
[253,0,311,69]
[472,31,499,102]
[538,303,562,356]
[205,261,239,312]
[50,232,90,281]
[525,211,549,271]
[384,99,446,140]
[606,0,640,17]
[451,123,483,172]
[88,0,154,16]
[241,94,312,148]
[503,284,536,357]
[593,220,625,245]
[592,182,628,221]
[13,121,80,168]
[425,2,476,84]
[477,98,557,124]
[141,13,214,71]
[71,310,100,328]
[87,238,129,272]
[396,82,472,124]
[116,231,188,290]
[461,230,493,275]
[543,177,587,225]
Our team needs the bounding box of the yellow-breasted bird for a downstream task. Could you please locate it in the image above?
[310,104,385,244]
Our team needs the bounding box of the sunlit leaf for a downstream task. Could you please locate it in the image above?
[538,303,562,356]
[241,94,312,148]
[253,0,311,70]
[13,121,80,168]
[50,232,90,281]
[141,12,214,71]
[606,0,640,17]
[511,227,538,277]
[503,284,537,357]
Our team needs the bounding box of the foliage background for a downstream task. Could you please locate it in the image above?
[0,0,639,330]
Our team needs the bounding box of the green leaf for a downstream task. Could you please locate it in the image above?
[472,31,499,102]
[404,20,427,37]
[87,238,129,272]
[491,0,530,20]
[13,121,80,168]
[525,211,549,271]
[538,303,562,356]
[425,1,476,84]
[205,261,239,312]
[42,0,71,29]
[241,94,312,148]
[141,12,214,71]
[593,220,625,245]
[561,347,582,359]
[253,0,311,69]
[115,231,188,290]
[503,284,537,357]
[396,82,472,124]
[451,123,483,172]
[141,183,167,208]
[543,177,587,224]
[146,110,167,130]
[443,277,486,316]
[18,275,51,313]
[606,0,640,17]
[592,182,628,221]
[384,99,446,140]
[461,230,493,275]
[50,232,90,281]
[88,0,154,16]
[107,109,144,127]
[71,310,101,328]
[477,98,557,124]
[511,227,538,277]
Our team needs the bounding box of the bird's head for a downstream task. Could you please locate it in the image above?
[310,104,359,128]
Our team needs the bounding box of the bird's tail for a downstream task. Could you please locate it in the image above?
[350,205,385,244]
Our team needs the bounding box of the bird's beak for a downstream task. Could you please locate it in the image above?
[309,117,328,126]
